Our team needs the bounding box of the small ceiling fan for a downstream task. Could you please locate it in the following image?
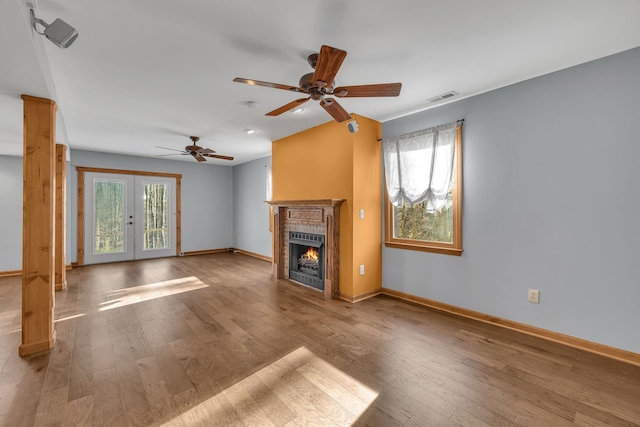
[233,45,402,122]
[156,136,234,162]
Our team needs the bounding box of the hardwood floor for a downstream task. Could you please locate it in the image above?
[1,253,639,426]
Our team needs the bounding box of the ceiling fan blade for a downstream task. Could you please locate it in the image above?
[157,153,188,157]
[333,83,402,97]
[233,78,304,93]
[312,45,347,86]
[203,153,235,161]
[320,98,351,122]
[199,148,215,154]
[266,97,310,116]
[190,152,206,162]
[156,146,186,153]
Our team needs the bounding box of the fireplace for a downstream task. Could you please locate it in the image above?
[267,199,344,299]
[289,232,325,291]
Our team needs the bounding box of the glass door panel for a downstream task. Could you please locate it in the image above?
[134,177,176,260]
[143,182,170,251]
[84,173,134,264]
[94,180,126,254]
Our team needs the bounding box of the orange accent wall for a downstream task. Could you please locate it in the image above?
[272,114,382,300]
[351,116,383,299]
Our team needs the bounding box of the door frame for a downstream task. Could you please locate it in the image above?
[76,166,182,266]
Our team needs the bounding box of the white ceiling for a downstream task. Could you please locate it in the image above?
[2,0,640,165]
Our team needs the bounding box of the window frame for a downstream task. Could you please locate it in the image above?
[384,124,463,256]
[266,164,273,232]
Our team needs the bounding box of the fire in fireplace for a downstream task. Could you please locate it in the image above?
[289,232,325,291]
[299,247,319,275]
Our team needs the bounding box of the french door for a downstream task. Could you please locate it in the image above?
[84,172,177,264]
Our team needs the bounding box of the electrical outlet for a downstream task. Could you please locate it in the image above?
[528,288,540,304]
[359,209,365,219]
[359,265,365,275]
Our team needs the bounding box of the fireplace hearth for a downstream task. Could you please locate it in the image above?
[289,232,325,291]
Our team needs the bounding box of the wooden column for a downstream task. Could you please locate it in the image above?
[55,144,67,291]
[324,206,340,300]
[20,95,57,356]
[271,208,281,278]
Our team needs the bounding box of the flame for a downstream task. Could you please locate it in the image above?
[302,247,318,261]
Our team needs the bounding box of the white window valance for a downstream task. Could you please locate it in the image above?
[382,121,457,212]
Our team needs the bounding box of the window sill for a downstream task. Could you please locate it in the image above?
[384,241,463,256]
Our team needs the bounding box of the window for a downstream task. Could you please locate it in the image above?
[266,164,273,231]
[383,122,463,255]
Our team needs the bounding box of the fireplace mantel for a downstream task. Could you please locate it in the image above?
[267,199,345,299]
[267,199,345,208]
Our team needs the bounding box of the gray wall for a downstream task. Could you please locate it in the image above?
[69,150,234,262]
[0,156,23,270]
[232,156,272,258]
[381,47,640,353]
[0,154,73,271]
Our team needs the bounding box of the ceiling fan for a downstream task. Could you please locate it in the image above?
[233,45,402,122]
[156,136,234,162]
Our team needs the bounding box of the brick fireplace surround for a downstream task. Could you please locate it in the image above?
[267,199,344,299]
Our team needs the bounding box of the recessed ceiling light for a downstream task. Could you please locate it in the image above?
[291,107,304,114]
[244,128,257,135]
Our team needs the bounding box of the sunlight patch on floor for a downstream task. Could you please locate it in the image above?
[163,346,379,426]
[0,310,20,336]
[54,313,87,323]
[99,276,208,311]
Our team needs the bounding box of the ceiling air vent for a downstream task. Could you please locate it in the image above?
[428,91,459,103]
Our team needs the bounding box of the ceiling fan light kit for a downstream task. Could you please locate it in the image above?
[233,45,402,123]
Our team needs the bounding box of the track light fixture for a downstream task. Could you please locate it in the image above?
[30,9,78,49]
